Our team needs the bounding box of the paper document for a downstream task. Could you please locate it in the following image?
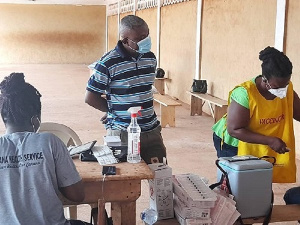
[92,145,118,165]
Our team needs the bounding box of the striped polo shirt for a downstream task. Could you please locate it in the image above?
[87,41,159,132]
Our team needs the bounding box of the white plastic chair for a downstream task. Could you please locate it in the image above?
[38,122,82,146]
[38,122,82,219]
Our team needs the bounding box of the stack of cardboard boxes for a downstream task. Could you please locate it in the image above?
[172,174,217,225]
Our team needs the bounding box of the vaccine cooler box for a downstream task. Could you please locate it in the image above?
[217,155,273,218]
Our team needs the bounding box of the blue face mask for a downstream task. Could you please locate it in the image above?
[127,36,152,54]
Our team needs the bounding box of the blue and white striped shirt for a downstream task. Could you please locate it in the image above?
[87,41,159,132]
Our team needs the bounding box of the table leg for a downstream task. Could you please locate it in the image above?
[97,199,106,225]
[111,201,136,225]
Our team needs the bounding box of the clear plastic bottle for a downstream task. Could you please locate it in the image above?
[127,107,142,163]
[140,208,158,225]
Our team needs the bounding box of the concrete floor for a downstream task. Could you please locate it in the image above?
[0,64,299,225]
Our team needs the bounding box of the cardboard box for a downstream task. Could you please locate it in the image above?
[148,163,174,220]
[174,195,210,219]
[174,210,212,225]
[173,174,216,209]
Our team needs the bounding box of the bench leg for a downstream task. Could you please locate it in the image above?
[154,79,165,95]
[160,105,176,127]
[190,96,203,116]
[214,105,228,122]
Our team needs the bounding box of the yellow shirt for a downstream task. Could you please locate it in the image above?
[236,79,296,183]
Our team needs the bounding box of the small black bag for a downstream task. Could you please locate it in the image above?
[192,79,207,93]
[156,68,165,78]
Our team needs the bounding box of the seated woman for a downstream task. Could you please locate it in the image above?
[212,46,300,184]
[0,73,91,225]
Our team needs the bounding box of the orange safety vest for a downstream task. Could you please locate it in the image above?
[235,80,296,183]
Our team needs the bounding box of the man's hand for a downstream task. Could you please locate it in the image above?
[100,113,108,124]
[85,90,108,112]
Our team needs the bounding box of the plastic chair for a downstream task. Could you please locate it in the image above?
[38,122,82,146]
[38,122,82,219]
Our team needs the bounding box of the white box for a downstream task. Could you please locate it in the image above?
[174,195,210,219]
[148,163,174,220]
[174,210,212,225]
[103,136,121,146]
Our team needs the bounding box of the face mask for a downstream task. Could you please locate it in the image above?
[268,86,288,99]
[265,79,288,99]
[127,36,152,54]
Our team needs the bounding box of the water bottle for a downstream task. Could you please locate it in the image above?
[140,208,158,225]
[127,107,142,163]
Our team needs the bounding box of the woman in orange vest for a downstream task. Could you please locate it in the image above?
[212,46,300,184]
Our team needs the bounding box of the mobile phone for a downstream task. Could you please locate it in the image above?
[102,166,116,175]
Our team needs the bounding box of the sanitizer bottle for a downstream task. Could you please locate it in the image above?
[127,106,142,163]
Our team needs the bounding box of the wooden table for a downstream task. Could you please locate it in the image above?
[61,159,154,225]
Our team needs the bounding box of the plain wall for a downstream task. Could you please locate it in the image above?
[201,0,277,101]
[0,4,106,64]
[108,14,118,50]
[160,1,197,100]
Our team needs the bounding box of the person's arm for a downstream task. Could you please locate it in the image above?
[85,61,110,113]
[60,180,85,202]
[227,100,288,154]
[85,90,108,112]
[293,91,300,121]
[49,134,86,202]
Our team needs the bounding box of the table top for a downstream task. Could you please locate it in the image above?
[73,158,154,182]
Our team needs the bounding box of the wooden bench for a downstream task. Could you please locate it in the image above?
[186,91,228,123]
[155,205,300,224]
[242,204,300,224]
[154,94,182,128]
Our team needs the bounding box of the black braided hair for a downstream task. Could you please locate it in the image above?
[259,46,293,80]
[0,73,41,126]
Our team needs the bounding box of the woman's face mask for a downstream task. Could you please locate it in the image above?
[265,78,289,99]
[127,35,152,54]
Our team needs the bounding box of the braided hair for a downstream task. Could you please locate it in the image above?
[0,73,41,126]
[259,46,293,80]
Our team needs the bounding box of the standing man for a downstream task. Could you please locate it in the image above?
[85,15,166,164]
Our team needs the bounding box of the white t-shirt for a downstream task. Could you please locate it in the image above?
[0,132,82,225]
